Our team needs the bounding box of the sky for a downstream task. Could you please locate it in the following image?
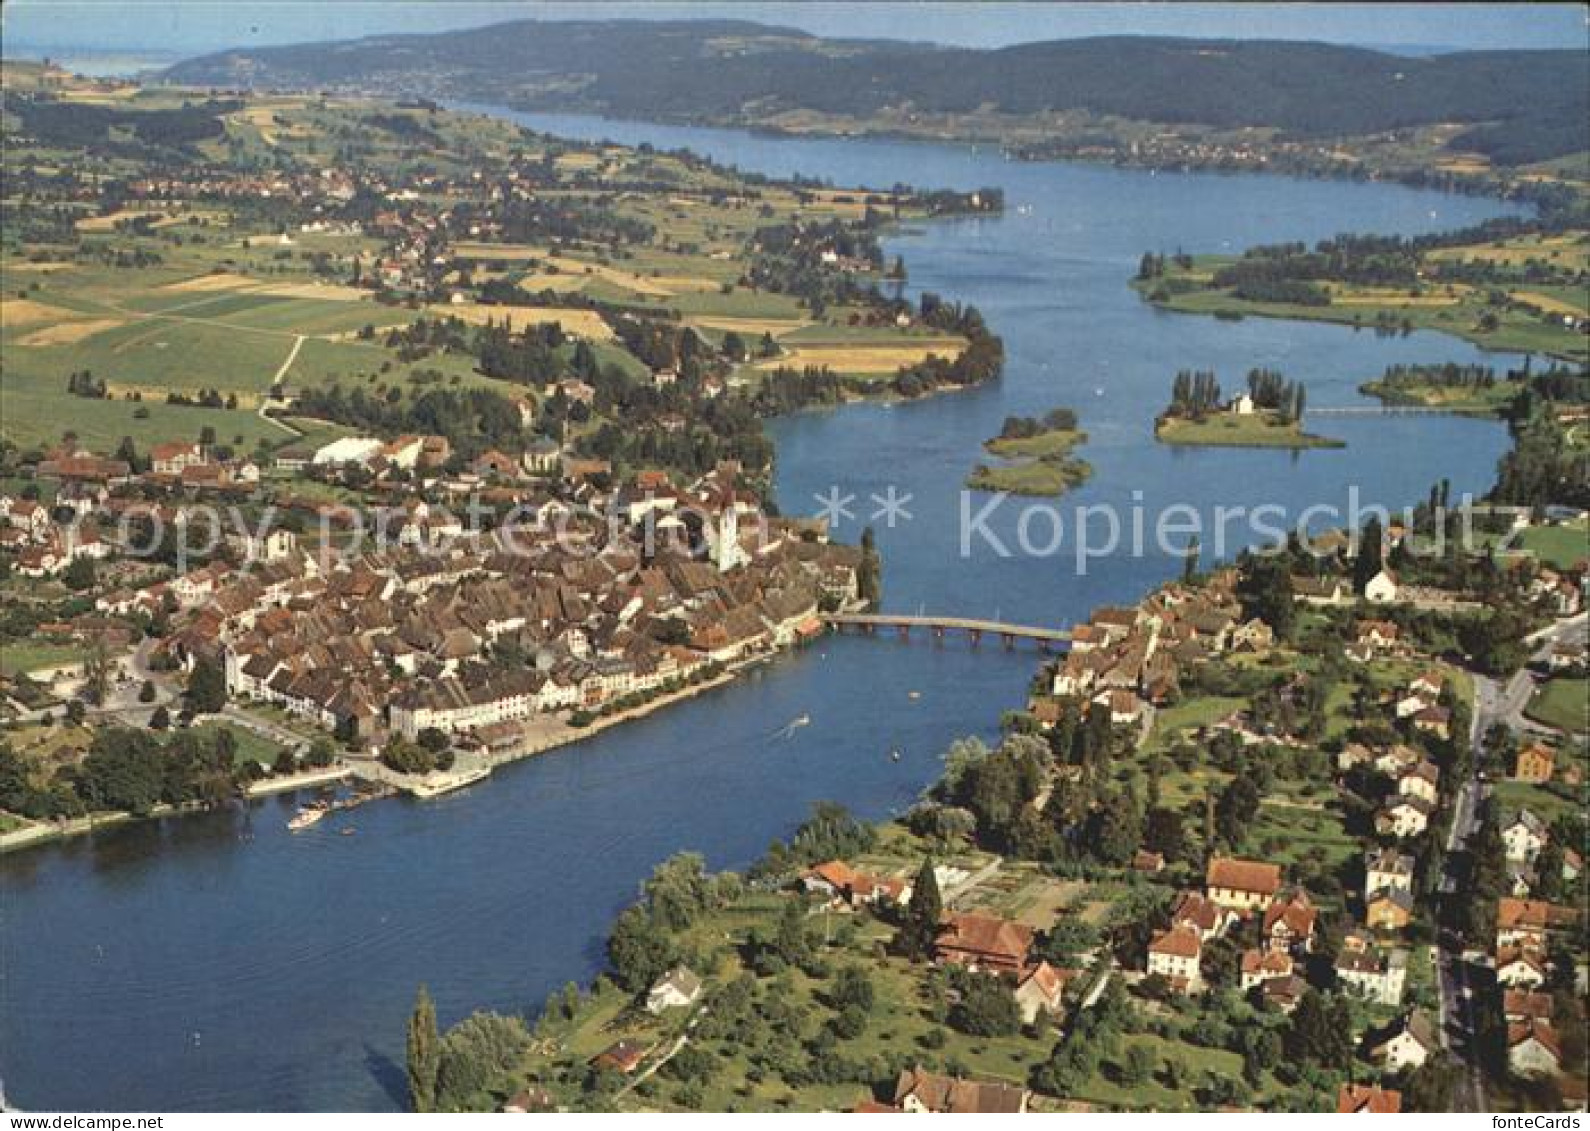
[4,1,1587,64]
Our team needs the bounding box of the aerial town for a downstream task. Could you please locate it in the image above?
[1,4,1586,1119]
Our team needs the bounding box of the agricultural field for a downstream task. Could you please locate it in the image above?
[2,78,981,461]
[1137,247,1590,364]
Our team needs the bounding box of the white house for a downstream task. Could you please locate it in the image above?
[1014,962,1069,1024]
[1364,568,1400,603]
[1507,1021,1562,1079]
[1496,949,1548,990]
[1370,1010,1439,1072]
[1365,849,1416,898]
[1503,810,1547,864]
[1147,927,1203,993]
[646,966,703,1014]
[1336,947,1407,1007]
[1375,797,1432,840]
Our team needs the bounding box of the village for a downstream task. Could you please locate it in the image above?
[450,525,1586,1113]
[0,436,873,827]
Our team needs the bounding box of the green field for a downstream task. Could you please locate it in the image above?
[967,426,1093,496]
[1525,677,1588,734]
[190,721,288,769]
[0,641,85,678]
[1517,522,1589,569]
[1137,255,1590,364]
[1154,412,1344,449]
[1356,378,1517,416]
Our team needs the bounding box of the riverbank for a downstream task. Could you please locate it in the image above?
[0,103,1528,1115]
[1132,251,1588,365]
[0,763,352,855]
[1357,379,1514,416]
[497,101,1579,216]
[359,656,768,801]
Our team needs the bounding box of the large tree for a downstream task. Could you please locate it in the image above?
[406,985,439,1113]
[1214,774,1261,849]
[185,657,227,714]
[1352,515,1385,594]
[606,905,676,992]
[896,855,942,960]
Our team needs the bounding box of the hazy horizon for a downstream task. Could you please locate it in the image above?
[4,0,1587,68]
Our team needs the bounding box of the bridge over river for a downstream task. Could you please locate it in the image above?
[1307,405,1473,417]
[821,612,1072,651]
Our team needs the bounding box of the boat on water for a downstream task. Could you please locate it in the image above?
[890,749,902,762]
[287,804,328,831]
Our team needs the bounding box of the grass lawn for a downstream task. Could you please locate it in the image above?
[0,366,285,452]
[1154,412,1344,449]
[984,428,1087,461]
[966,457,1091,497]
[1249,797,1360,871]
[1516,522,1589,570]
[1524,677,1588,734]
[1143,695,1245,755]
[1356,378,1516,416]
[191,721,288,769]
[0,641,85,678]
[967,426,1092,497]
[1490,779,1583,829]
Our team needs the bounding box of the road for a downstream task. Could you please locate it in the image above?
[1435,656,1494,1113]
[9,637,177,725]
[1433,612,1585,1111]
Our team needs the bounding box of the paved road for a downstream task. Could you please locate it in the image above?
[1433,613,1584,1110]
[9,638,177,725]
[1436,660,1494,1113]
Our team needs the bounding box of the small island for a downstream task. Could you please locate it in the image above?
[1154,368,1344,449]
[965,408,1092,495]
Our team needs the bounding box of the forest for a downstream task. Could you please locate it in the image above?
[165,24,1588,163]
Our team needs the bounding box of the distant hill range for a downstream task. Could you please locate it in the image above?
[162,19,1588,164]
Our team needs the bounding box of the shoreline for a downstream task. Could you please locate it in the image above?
[494,101,1552,211]
[364,661,754,800]
[0,764,352,855]
[1136,282,1584,366]
[0,650,787,853]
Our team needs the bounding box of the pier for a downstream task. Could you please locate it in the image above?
[822,613,1071,651]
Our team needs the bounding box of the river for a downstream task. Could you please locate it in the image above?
[0,109,1526,1111]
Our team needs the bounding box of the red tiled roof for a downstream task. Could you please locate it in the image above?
[1338,1084,1401,1114]
[1206,857,1282,896]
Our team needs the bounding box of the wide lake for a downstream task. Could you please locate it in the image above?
[0,108,1527,1110]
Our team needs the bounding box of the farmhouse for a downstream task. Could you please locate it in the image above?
[892,1068,1028,1114]
[933,913,1034,975]
[1205,857,1282,912]
[1146,926,1203,993]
